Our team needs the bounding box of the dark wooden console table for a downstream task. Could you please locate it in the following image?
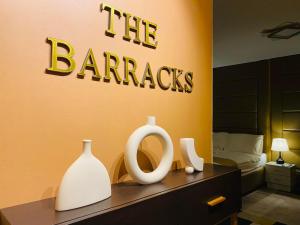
[0,164,241,225]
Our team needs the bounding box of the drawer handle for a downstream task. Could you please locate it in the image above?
[207,196,226,207]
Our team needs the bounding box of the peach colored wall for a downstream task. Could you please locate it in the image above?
[0,0,212,208]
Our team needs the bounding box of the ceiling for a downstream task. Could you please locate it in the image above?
[214,0,300,67]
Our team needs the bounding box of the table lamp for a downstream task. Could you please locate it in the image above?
[271,138,289,164]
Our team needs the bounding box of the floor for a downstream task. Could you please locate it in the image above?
[239,188,300,225]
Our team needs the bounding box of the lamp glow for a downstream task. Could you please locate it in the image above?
[271,138,289,164]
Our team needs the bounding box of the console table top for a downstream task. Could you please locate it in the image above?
[0,164,239,225]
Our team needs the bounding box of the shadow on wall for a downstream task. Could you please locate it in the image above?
[112,148,157,183]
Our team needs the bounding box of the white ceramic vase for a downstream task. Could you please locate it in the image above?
[55,140,111,211]
[180,138,204,172]
[125,116,174,184]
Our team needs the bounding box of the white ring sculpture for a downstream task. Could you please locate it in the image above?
[125,116,174,184]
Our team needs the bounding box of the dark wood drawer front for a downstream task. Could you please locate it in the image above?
[73,192,179,225]
[177,171,241,225]
[73,170,241,225]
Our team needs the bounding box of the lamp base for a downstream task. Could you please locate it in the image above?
[276,151,284,164]
[276,158,284,164]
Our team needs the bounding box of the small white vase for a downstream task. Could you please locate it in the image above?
[180,138,204,172]
[55,140,111,211]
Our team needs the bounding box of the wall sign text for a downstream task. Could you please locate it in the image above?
[46,3,193,93]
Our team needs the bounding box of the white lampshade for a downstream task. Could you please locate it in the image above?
[271,138,289,152]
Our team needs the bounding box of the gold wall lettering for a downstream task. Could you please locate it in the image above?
[45,2,194,93]
[157,66,171,90]
[123,56,139,86]
[77,48,101,80]
[46,37,76,75]
[101,3,158,48]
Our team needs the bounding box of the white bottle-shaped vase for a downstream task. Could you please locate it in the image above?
[55,140,111,211]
